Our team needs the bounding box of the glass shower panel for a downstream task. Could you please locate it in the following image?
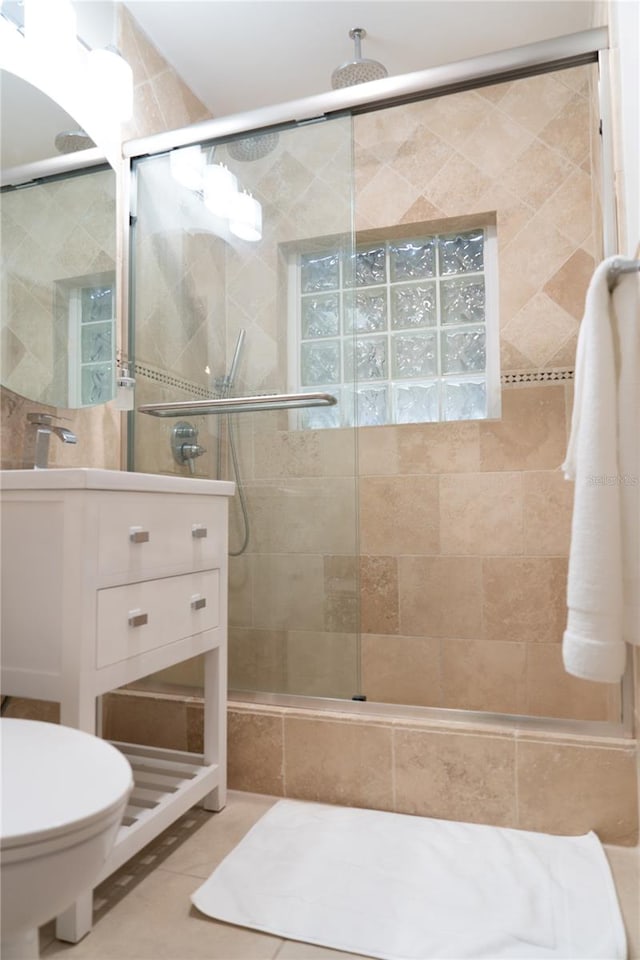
[130,116,360,700]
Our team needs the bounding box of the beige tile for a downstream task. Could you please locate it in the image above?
[399,195,446,225]
[501,293,578,369]
[479,384,566,471]
[160,792,277,880]
[541,167,595,246]
[361,634,441,707]
[482,557,568,645]
[479,183,533,247]
[498,265,537,327]
[229,553,253,628]
[285,632,359,699]
[439,472,523,556]
[357,425,398,476]
[460,109,534,179]
[41,868,283,959]
[394,728,517,826]
[500,211,576,294]
[398,556,483,638]
[360,556,399,635]
[539,94,591,166]
[420,89,486,152]
[249,478,357,555]
[523,470,573,556]
[604,844,640,958]
[543,247,594,320]
[546,332,578,368]
[499,339,536,373]
[284,717,393,810]
[252,554,326,631]
[441,639,527,714]
[253,430,321,478]
[517,739,638,844]
[357,166,419,228]
[391,128,454,191]
[228,708,285,796]
[526,643,618,722]
[324,556,358,633]
[497,71,575,134]
[396,420,480,474]
[229,629,287,693]
[426,151,493,217]
[102,693,187,750]
[359,475,439,556]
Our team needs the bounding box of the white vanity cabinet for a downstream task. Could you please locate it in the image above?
[0,468,235,942]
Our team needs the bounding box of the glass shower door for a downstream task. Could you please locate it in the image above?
[130,115,361,700]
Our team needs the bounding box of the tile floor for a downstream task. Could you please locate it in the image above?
[40,791,639,960]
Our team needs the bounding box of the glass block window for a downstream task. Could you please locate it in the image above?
[67,279,116,406]
[289,226,499,427]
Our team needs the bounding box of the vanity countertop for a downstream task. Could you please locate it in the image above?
[0,468,235,497]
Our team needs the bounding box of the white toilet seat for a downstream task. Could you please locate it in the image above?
[1,719,133,852]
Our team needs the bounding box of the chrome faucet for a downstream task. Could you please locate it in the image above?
[24,413,78,469]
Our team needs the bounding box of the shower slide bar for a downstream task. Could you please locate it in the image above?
[138,392,337,418]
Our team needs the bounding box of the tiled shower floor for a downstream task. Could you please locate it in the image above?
[40,791,639,960]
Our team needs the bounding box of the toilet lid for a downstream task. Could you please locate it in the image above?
[1,719,133,849]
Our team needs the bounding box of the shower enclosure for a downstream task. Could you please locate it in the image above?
[126,27,631,734]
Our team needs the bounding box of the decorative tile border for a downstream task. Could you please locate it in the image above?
[135,360,575,400]
[501,368,574,386]
[134,361,216,399]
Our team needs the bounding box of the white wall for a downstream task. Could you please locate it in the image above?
[609,0,640,255]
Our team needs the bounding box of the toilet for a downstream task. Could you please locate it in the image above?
[1,719,133,959]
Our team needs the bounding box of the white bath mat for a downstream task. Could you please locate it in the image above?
[191,799,626,960]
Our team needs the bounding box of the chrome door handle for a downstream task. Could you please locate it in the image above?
[191,596,206,611]
[192,525,208,539]
[128,610,148,627]
[129,528,150,543]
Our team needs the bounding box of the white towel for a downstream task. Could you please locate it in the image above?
[562,257,640,682]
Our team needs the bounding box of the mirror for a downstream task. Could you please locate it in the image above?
[1,74,117,408]
[1,70,97,169]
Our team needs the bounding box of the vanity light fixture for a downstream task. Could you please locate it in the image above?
[203,162,238,218]
[169,145,205,191]
[229,191,262,242]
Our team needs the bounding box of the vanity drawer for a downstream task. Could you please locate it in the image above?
[97,494,225,578]
[96,570,219,668]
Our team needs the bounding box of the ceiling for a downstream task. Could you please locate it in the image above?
[123,1,596,119]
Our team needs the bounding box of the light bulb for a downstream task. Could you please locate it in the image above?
[229,192,262,242]
[170,145,205,191]
[203,164,238,218]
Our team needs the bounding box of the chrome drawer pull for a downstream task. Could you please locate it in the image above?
[191,596,206,611]
[128,611,148,627]
[192,525,208,539]
[129,528,150,544]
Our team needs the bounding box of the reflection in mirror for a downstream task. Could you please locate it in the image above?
[1,71,95,169]
[1,166,117,408]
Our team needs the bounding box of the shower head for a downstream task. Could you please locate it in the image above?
[54,130,96,154]
[331,28,388,89]
[227,132,279,162]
